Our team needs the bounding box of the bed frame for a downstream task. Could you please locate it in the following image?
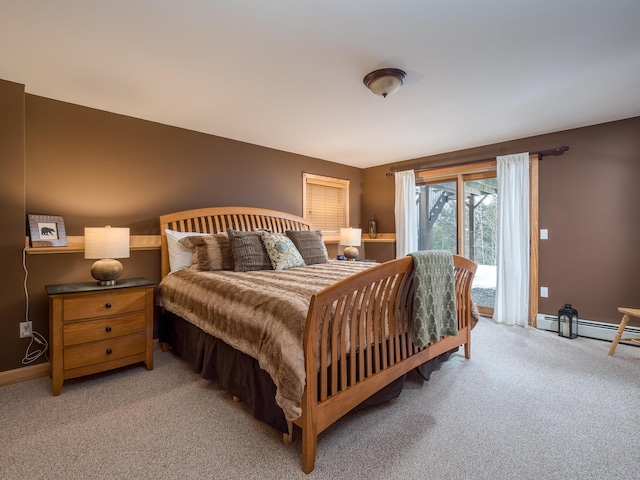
[159,206,476,474]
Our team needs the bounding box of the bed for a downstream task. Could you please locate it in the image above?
[157,206,477,473]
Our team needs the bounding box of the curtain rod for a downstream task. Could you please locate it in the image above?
[385,145,569,176]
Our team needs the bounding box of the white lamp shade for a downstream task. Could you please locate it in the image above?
[340,227,362,247]
[84,226,130,259]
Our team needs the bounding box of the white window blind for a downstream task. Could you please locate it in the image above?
[303,173,349,234]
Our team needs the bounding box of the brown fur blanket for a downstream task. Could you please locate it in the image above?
[157,261,375,421]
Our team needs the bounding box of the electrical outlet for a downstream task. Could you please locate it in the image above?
[540,287,549,298]
[19,321,32,338]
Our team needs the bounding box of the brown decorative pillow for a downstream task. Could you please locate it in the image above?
[285,230,329,265]
[228,229,273,272]
[178,233,234,271]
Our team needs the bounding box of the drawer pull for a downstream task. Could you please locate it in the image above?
[105,303,112,309]
[106,348,112,355]
[105,326,112,332]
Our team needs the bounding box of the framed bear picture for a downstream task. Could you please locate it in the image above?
[28,214,68,247]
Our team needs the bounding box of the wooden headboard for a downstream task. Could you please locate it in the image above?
[159,206,313,278]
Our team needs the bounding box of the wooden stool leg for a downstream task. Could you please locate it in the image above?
[608,314,630,356]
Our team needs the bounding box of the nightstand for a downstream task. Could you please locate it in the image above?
[46,278,156,395]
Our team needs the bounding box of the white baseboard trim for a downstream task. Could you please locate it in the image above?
[536,313,640,344]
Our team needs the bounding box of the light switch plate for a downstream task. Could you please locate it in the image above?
[540,229,548,240]
[540,287,548,298]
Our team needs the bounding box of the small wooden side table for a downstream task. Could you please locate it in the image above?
[46,278,155,395]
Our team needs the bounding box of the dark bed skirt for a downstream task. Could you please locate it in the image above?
[159,311,456,433]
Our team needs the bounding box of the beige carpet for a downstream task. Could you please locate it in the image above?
[1,317,639,479]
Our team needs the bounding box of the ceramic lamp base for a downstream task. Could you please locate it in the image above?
[91,258,124,286]
[343,246,359,261]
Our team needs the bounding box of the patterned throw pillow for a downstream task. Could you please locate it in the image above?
[285,230,329,265]
[178,233,234,271]
[260,232,306,270]
[228,229,273,272]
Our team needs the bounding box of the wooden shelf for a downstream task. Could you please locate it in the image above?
[362,233,396,243]
[25,235,161,254]
[25,233,394,254]
[324,233,396,244]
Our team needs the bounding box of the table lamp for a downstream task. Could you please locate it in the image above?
[84,226,130,285]
[340,227,362,261]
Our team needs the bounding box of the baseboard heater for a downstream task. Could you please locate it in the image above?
[536,314,640,345]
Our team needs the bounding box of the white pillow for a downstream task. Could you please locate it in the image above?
[165,229,210,273]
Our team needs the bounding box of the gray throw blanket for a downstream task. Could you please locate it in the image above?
[409,251,458,347]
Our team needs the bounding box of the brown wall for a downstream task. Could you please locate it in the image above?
[0,80,27,370]
[0,84,362,373]
[363,116,640,326]
[3,74,638,374]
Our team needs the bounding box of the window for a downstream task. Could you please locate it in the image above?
[303,173,349,239]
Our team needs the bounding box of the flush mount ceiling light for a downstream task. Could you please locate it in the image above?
[363,68,407,98]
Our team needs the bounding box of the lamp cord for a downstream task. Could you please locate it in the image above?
[21,247,48,364]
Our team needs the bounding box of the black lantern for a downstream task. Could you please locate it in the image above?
[558,304,578,339]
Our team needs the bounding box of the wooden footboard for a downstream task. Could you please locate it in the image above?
[296,254,476,473]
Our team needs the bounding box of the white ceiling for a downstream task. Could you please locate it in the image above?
[2,1,639,168]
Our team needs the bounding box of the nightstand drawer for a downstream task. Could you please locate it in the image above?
[64,332,147,370]
[63,312,147,346]
[62,289,147,321]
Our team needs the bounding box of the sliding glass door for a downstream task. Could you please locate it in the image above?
[463,176,498,313]
[417,180,457,253]
[416,166,497,315]
[414,156,540,324]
